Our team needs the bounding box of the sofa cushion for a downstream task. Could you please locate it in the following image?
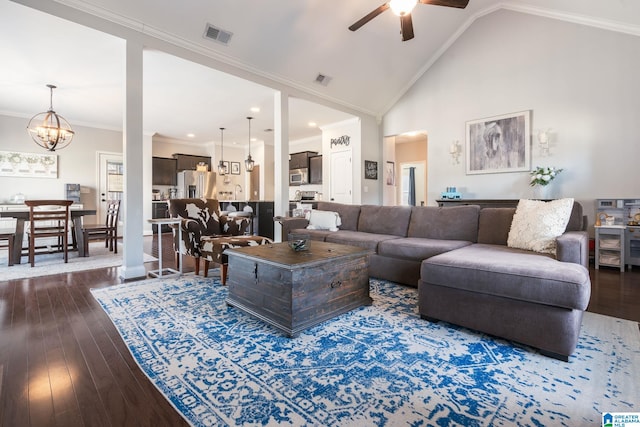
[507,198,574,255]
[407,205,480,242]
[358,205,412,237]
[378,237,473,261]
[324,230,401,251]
[566,202,584,232]
[316,202,361,231]
[477,208,516,245]
[420,244,591,310]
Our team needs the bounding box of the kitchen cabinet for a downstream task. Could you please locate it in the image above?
[173,153,211,171]
[309,155,322,184]
[289,151,317,170]
[152,201,171,233]
[152,157,177,185]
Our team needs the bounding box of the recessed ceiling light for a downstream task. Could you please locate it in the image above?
[251,137,257,142]
[187,133,195,138]
[250,107,260,113]
[308,122,317,127]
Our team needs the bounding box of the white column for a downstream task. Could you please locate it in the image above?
[273,91,289,242]
[119,39,147,280]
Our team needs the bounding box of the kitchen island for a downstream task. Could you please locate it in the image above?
[218,200,275,240]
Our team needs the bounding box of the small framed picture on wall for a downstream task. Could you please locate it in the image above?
[364,160,378,180]
[231,162,240,175]
[386,161,395,186]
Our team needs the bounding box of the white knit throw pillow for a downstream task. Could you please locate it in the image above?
[306,210,342,231]
[507,198,574,255]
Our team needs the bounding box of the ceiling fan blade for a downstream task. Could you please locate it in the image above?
[400,14,415,41]
[419,0,469,8]
[349,3,390,31]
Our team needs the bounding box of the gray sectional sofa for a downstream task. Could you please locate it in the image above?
[284,201,591,361]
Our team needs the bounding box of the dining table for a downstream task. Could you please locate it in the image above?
[0,207,97,265]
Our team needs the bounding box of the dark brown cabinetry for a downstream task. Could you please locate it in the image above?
[152,157,177,185]
[173,153,211,171]
[289,151,317,170]
[309,155,322,184]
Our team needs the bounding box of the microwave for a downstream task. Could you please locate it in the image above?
[289,168,308,185]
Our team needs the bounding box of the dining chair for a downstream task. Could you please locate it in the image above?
[81,199,120,256]
[24,200,73,267]
[0,228,16,266]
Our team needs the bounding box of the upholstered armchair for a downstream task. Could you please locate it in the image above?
[168,198,271,282]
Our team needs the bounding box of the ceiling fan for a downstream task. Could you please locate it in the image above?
[349,0,469,42]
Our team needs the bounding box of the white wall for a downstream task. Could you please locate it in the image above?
[152,136,214,159]
[383,9,640,227]
[0,114,121,215]
[360,114,381,205]
[290,135,321,153]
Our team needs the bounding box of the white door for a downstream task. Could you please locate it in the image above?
[97,152,124,227]
[330,150,352,204]
[400,161,427,206]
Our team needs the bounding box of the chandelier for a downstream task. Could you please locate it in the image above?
[245,116,255,172]
[27,84,75,151]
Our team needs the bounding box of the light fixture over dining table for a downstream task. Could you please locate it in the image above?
[27,84,75,151]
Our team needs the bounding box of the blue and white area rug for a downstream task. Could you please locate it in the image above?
[91,277,640,426]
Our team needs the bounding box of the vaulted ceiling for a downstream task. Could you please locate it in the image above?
[1,0,639,146]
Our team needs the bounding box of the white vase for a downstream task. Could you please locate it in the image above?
[533,185,552,200]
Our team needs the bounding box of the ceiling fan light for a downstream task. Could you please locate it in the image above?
[389,0,417,16]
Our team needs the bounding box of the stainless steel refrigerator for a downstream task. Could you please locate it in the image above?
[177,170,217,199]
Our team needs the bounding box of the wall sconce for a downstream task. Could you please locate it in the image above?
[538,129,552,156]
[449,140,462,164]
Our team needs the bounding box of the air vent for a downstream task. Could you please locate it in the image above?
[203,23,233,45]
[314,73,332,86]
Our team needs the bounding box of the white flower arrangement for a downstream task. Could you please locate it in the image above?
[530,166,562,187]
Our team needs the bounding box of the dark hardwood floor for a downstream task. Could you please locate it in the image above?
[1,233,639,426]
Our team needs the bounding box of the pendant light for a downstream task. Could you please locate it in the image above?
[244,116,255,172]
[218,127,226,176]
[27,84,75,151]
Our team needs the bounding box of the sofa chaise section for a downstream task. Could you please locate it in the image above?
[418,205,591,361]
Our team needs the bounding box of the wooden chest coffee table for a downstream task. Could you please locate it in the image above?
[225,240,372,337]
